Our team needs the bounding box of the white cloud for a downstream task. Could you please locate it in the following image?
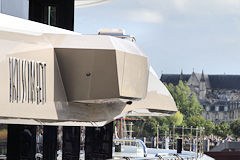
[135,0,240,15]
[126,9,164,24]
[170,0,240,15]
[172,0,187,11]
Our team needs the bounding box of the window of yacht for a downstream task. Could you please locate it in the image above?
[44,6,56,26]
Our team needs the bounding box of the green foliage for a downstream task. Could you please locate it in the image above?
[165,81,204,119]
[132,116,146,137]
[165,81,213,135]
[155,116,170,136]
[230,118,240,138]
[186,115,205,128]
[184,116,215,136]
[204,120,215,136]
[214,121,230,138]
[188,93,205,117]
[132,112,184,138]
[167,111,183,126]
[134,117,158,137]
[130,81,216,137]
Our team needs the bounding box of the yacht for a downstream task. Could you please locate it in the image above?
[0,0,177,159]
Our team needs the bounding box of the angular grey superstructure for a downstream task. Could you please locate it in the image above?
[0,13,177,126]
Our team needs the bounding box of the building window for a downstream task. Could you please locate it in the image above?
[211,106,215,111]
[206,106,210,112]
[44,6,57,26]
[206,112,209,119]
[219,106,224,112]
[224,114,228,121]
[231,112,234,119]
[215,106,219,112]
[215,113,219,120]
[215,113,219,119]
[224,106,228,112]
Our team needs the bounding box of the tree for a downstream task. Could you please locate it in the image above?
[131,80,208,138]
[169,81,191,114]
[139,117,158,137]
[167,111,183,126]
[187,93,204,117]
[214,121,230,138]
[165,81,204,119]
[230,119,240,138]
[204,120,215,136]
[155,116,169,135]
[186,115,205,128]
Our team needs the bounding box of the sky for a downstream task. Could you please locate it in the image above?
[74,0,240,76]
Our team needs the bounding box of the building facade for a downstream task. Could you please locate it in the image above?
[161,71,240,124]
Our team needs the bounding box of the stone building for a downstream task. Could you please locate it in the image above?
[161,71,240,124]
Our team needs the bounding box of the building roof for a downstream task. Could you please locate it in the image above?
[160,74,190,85]
[208,75,240,89]
[161,73,240,90]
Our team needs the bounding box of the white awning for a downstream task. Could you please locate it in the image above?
[75,0,113,8]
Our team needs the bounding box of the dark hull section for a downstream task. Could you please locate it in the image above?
[205,151,240,160]
[7,125,36,160]
[85,122,113,160]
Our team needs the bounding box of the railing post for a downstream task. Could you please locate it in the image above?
[196,127,198,158]
[190,126,192,152]
[173,125,175,150]
[164,131,167,149]
[169,129,171,149]
[200,127,202,156]
[203,127,206,155]
[156,123,159,149]
[182,126,184,151]
[201,127,205,157]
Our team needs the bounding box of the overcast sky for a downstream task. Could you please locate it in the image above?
[74,0,240,76]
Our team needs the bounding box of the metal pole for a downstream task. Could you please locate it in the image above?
[196,127,198,158]
[157,124,159,149]
[203,127,205,156]
[120,119,123,139]
[173,125,175,150]
[123,117,126,138]
[199,127,202,157]
[190,126,192,152]
[165,131,167,149]
[169,130,171,149]
[130,122,133,139]
[201,127,204,157]
[48,6,51,25]
[182,126,184,151]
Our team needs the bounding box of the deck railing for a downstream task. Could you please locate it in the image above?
[141,126,205,158]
